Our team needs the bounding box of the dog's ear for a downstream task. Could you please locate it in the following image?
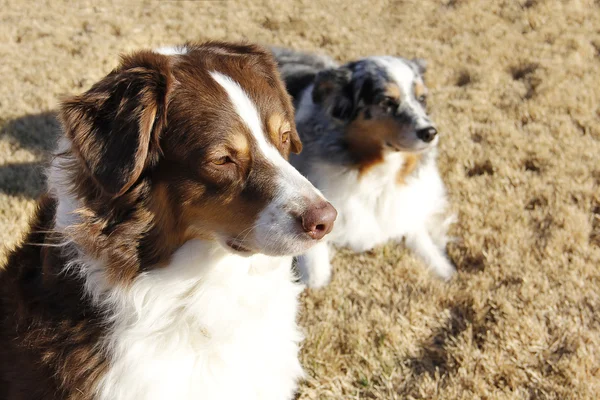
[412,58,427,75]
[289,128,303,154]
[61,51,173,198]
[312,67,354,120]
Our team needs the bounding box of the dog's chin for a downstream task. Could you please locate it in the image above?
[222,238,255,256]
[386,137,437,153]
[256,236,321,258]
[220,235,318,258]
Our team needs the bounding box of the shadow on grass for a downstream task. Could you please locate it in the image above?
[0,112,59,198]
[397,297,498,396]
[0,161,48,198]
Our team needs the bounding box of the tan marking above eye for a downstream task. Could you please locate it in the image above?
[231,133,250,156]
[384,83,401,102]
[414,82,427,99]
[267,113,291,145]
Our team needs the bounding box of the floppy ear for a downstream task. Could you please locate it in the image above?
[412,58,427,75]
[289,128,303,154]
[312,67,354,120]
[60,51,173,198]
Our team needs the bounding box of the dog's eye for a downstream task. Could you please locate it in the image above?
[212,155,233,166]
[380,97,398,113]
[281,130,290,145]
[418,95,427,105]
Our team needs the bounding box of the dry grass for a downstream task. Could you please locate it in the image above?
[1,0,600,398]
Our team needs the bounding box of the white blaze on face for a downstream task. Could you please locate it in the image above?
[208,71,311,189]
[209,71,325,255]
[374,56,430,127]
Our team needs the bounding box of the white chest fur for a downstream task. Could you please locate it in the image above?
[295,151,455,287]
[306,152,447,252]
[88,240,304,400]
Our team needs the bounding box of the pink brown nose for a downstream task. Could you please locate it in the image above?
[300,201,337,240]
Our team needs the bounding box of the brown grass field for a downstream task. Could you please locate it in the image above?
[1,0,600,398]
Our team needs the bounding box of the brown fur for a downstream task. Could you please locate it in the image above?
[0,41,302,399]
[345,108,419,177]
[57,42,302,284]
[414,81,426,99]
[384,82,402,100]
[396,154,422,185]
[0,195,107,400]
[2,3,599,398]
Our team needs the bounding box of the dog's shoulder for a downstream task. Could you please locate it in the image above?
[0,194,107,400]
[0,195,56,399]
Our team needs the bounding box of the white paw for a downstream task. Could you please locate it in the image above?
[432,257,456,281]
[297,257,332,289]
[296,241,332,289]
[428,212,457,249]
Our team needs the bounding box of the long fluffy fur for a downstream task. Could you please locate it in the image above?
[273,48,456,287]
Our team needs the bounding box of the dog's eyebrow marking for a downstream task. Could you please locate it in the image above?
[209,70,324,199]
[414,81,427,98]
[374,57,415,102]
[209,71,279,160]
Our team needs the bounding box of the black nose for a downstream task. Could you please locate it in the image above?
[300,201,337,240]
[416,127,438,143]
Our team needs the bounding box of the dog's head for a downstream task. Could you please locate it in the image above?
[57,42,336,274]
[312,56,436,153]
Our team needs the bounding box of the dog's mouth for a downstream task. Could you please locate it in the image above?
[385,136,436,153]
[225,239,253,255]
[385,141,405,152]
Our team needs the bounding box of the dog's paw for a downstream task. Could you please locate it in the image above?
[299,263,332,289]
[432,257,456,282]
[296,242,332,289]
[305,270,332,289]
[297,257,332,289]
[428,212,457,249]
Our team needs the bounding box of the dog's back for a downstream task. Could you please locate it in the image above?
[271,47,337,103]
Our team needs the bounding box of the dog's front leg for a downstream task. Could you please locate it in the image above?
[426,212,456,251]
[405,229,456,281]
[297,240,332,288]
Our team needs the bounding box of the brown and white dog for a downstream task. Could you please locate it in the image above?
[0,42,336,400]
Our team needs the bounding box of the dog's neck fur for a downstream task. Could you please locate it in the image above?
[48,138,195,284]
[45,144,305,400]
